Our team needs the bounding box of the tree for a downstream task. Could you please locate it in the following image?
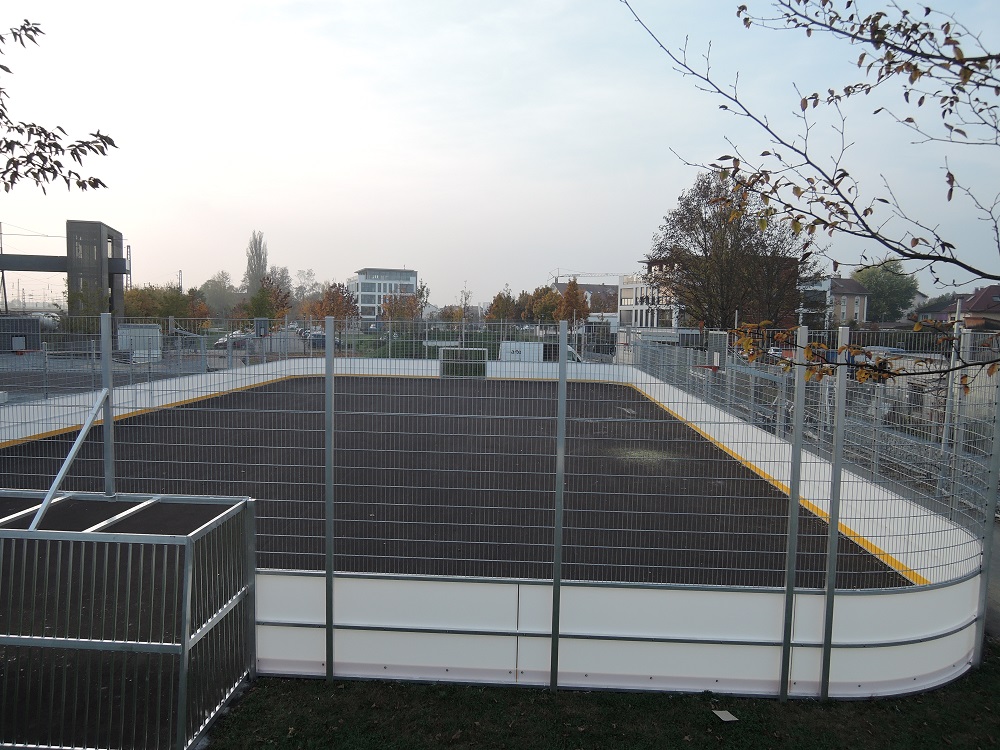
[245,275,291,320]
[514,290,532,321]
[524,286,561,323]
[199,271,240,319]
[123,284,189,319]
[646,173,820,329]
[915,291,958,314]
[621,1,1000,285]
[0,20,116,193]
[436,305,465,323]
[267,265,292,300]
[241,231,268,295]
[485,286,518,321]
[293,269,322,305]
[381,294,420,321]
[303,282,360,333]
[555,278,591,324]
[852,259,920,323]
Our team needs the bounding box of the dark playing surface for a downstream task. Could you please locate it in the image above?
[1,376,910,588]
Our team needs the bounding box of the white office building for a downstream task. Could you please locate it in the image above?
[618,273,680,328]
[346,268,420,325]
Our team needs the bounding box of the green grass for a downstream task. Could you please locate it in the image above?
[208,637,1000,749]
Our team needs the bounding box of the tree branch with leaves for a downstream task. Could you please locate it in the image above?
[619,0,1000,285]
[0,20,116,193]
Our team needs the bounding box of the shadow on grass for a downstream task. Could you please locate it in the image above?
[207,637,999,750]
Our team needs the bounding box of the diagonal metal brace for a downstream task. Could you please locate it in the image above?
[28,388,110,531]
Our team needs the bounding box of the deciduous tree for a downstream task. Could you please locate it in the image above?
[303,282,360,332]
[241,231,268,295]
[199,271,240,319]
[245,275,291,320]
[524,286,561,323]
[852,259,920,323]
[555,278,591,324]
[485,286,518,321]
[646,173,821,329]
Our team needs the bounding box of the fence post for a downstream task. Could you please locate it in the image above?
[43,342,49,399]
[325,316,336,682]
[549,320,568,691]
[779,325,809,700]
[176,538,195,750]
[973,375,1000,667]
[244,500,258,682]
[820,326,849,699]
[940,312,963,518]
[100,313,116,498]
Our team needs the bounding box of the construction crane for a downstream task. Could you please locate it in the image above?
[547,269,633,285]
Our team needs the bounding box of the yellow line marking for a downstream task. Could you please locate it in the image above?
[0,370,438,450]
[627,383,929,586]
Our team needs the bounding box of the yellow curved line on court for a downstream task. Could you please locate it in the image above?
[626,383,929,587]
[0,373,310,450]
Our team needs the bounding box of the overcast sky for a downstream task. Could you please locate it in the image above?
[2,0,997,310]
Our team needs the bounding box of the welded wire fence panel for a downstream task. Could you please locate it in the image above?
[2,318,996,592]
[0,535,184,750]
[615,344,903,588]
[184,509,254,745]
[330,370,557,578]
[0,495,253,750]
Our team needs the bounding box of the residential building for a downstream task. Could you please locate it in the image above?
[346,268,419,325]
[943,285,1000,330]
[822,275,870,327]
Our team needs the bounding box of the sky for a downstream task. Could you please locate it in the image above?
[1,0,997,311]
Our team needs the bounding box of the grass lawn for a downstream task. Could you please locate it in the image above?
[207,637,1000,749]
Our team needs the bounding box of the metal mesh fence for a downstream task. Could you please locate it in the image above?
[1,317,997,591]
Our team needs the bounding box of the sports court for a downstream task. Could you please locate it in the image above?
[1,375,908,589]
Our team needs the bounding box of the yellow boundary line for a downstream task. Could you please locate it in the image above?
[626,382,929,586]
[0,373,310,450]
[1,368,929,585]
[0,370,441,451]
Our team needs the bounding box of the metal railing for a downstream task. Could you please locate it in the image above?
[0,490,254,750]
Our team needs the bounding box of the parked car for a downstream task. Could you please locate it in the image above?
[306,333,342,350]
[212,332,250,350]
[767,346,790,360]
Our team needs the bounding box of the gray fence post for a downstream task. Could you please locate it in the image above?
[101,313,116,498]
[244,500,258,682]
[820,326,850,698]
[176,538,195,750]
[780,325,809,700]
[43,342,49,398]
[325,316,336,682]
[549,320,568,691]
[973,375,1000,666]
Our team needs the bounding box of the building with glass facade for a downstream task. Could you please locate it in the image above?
[346,267,419,325]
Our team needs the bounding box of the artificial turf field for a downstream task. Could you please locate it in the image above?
[1,376,908,588]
